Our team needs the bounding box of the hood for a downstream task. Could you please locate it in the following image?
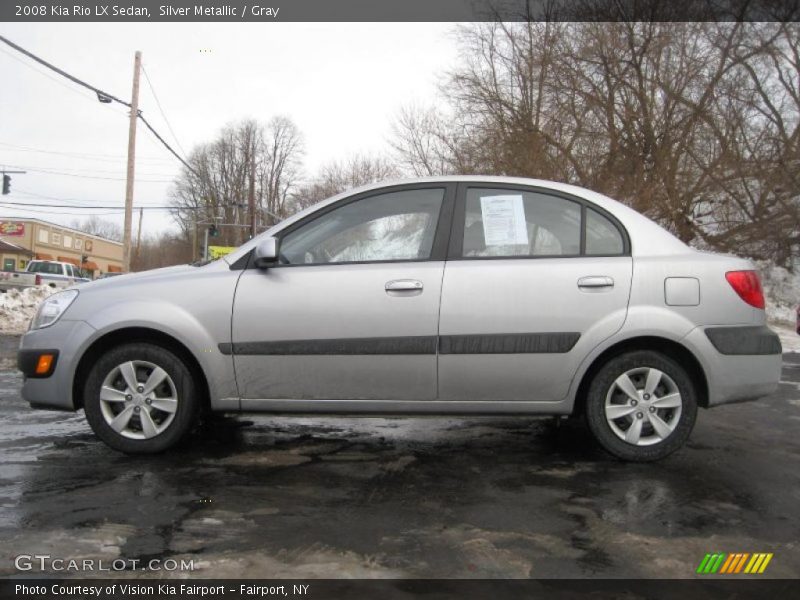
[79,261,228,292]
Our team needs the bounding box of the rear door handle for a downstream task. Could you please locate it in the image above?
[578,276,614,289]
[385,279,423,292]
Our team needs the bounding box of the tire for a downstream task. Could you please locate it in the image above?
[83,342,200,454]
[585,350,698,461]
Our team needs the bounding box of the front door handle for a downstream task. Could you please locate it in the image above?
[578,276,614,289]
[385,279,423,292]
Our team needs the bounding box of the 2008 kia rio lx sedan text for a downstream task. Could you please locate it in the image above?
[17,177,782,461]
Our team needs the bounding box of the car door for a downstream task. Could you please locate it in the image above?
[231,184,455,403]
[438,183,633,402]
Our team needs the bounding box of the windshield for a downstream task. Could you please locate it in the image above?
[27,262,63,275]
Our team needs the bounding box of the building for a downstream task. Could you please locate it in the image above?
[0,218,124,277]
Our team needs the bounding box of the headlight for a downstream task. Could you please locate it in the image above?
[30,289,79,330]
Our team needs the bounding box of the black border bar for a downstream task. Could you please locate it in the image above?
[3,578,800,600]
[2,0,799,23]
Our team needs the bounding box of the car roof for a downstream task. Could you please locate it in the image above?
[224,176,689,265]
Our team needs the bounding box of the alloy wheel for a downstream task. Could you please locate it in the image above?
[604,366,683,446]
[98,360,178,440]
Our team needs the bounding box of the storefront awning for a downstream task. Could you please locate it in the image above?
[107,265,123,273]
[0,239,32,255]
[57,256,80,266]
[35,253,54,261]
[82,261,99,271]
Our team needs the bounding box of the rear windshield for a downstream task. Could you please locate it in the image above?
[27,262,63,275]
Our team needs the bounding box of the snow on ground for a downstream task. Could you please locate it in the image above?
[0,286,56,335]
[773,322,800,354]
[755,260,800,352]
[756,260,800,325]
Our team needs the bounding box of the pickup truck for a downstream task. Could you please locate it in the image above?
[0,270,41,292]
[25,260,90,289]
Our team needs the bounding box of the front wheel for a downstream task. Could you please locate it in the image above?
[585,350,698,461]
[84,343,200,454]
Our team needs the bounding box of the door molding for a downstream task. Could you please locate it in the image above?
[220,332,581,356]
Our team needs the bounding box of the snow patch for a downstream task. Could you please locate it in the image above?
[0,286,57,335]
[755,260,800,325]
[773,323,800,354]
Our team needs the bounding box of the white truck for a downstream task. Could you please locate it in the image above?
[24,260,90,289]
[0,270,41,292]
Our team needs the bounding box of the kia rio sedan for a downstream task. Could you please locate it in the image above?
[18,177,782,460]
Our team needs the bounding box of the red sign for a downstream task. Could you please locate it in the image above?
[0,221,24,236]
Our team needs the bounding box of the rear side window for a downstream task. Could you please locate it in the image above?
[585,208,624,255]
[27,262,62,275]
[463,188,581,258]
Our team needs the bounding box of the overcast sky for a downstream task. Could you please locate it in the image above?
[0,23,457,234]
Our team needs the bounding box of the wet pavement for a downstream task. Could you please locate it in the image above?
[1,334,799,579]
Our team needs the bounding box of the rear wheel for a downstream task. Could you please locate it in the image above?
[84,343,200,454]
[585,350,698,461]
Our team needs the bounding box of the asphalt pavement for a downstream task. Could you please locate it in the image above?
[1,334,798,579]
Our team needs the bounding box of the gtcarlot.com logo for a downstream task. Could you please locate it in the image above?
[14,554,194,572]
[697,552,773,574]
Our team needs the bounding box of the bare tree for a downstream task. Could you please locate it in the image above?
[392,18,800,265]
[170,117,304,247]
[69,216,123,242]
[291,154,401,211]
[391,106,474,176]
[258,116,304,225]
[130,231,193,272]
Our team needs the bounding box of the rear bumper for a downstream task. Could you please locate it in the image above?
[684,325,782,407]
[704,325,782,356]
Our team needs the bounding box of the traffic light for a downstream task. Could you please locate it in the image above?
[2,175,9,195]
[209,224,220,237]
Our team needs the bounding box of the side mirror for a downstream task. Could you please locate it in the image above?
[254,237,280,269]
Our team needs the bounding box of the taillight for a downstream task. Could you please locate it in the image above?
[725,270,765,309]
[35,274,41,286]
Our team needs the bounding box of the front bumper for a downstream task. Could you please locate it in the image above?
[19,319,97,411]
[18,348,60,378]
[683,325,782,407]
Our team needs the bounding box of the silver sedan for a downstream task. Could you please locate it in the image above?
[18,177,782,460]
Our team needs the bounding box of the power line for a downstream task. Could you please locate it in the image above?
[0,141,176,163]
[0,46,127,115]
[0,201,183,210]
[15,188,169,207]
[0,161,172,181]
[141,65,188,158]
[1,162,176,178]
[138,113,195,175]
[1,164,173,183]
[0,35,198,176]
[0,35,130,106]
[0,204,123,216]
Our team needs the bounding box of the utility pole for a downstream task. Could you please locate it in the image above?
[122,50,141,273]
[192,212,198,262]
[134,207,143,269]
[248,140,256,239]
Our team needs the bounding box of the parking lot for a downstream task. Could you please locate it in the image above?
[1,333,799,579]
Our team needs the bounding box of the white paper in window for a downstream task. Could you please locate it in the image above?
[479,195,528,246]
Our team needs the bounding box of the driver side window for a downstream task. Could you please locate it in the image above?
[280,188,444,265]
